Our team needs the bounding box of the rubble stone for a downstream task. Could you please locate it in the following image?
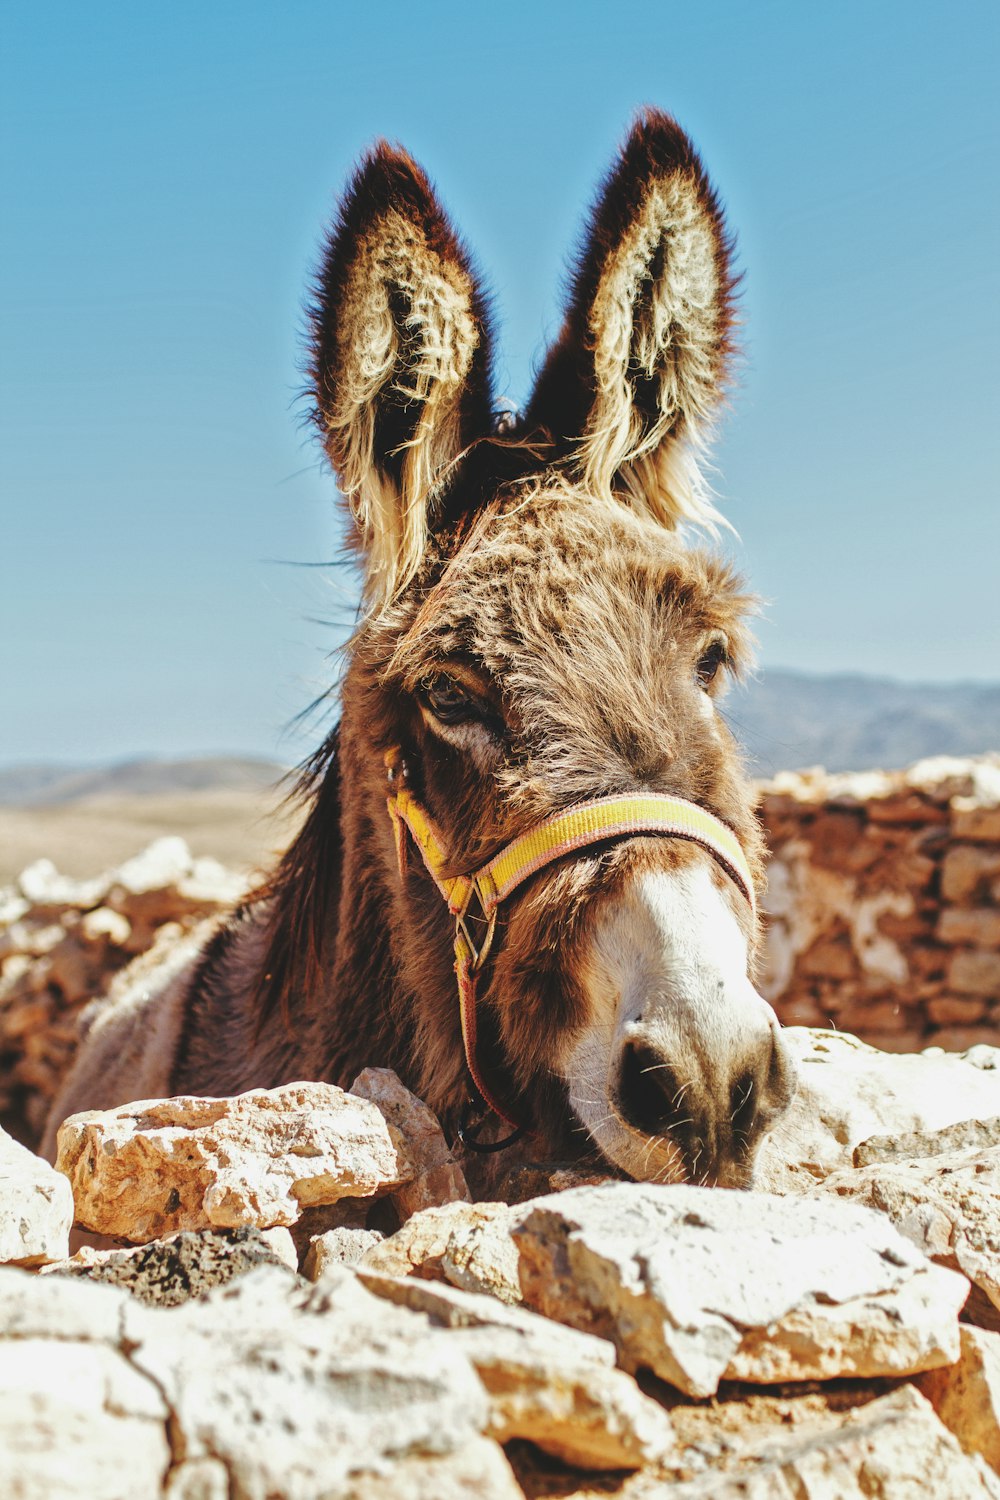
[512,1182,967,1398]
[361,1199,522,1302]
[350,1066,469,1217]
[359,1270,676,1470]
[614,1386,1000,1500]
[0,1125,73,1264]
[918,1325,1000,1474]
[855,1115,1000,1165]
[304,1226,384,1276]
[816,1142,1000,1318]
[41,1226,300,1306]
[56,1082,419,1241]
[755,1028,1000,1192]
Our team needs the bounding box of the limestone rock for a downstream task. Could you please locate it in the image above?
[0,1260,524,1499]
[0,1268,170,1500]
[512,1182,967,1398]
[122,1263,522,1498]
[258,1225,298,1270]
[41,1225,301,1306]
[0,1260,126,1340]
[817,1144,1000,1320]
[57,1082,419,1241]
[359,1269,675,1470]
[855,1114,1000,1166]
[755,1028,1000,1192]
[304,1226,384,1277]
[919,1325,1000,1475]
[361,1199,521,1303]
[0,1125,73,1264]
[0,1335,171,1500]
[350,1066,469,1218]
[609,1386,1000,1499]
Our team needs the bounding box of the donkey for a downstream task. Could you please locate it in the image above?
[43,110,796,1187]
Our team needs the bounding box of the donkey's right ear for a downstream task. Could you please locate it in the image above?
[308,144,493,611]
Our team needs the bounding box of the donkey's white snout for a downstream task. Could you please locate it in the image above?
[566,860,795,1186]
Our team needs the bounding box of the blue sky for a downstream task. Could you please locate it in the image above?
[2,1,998,764]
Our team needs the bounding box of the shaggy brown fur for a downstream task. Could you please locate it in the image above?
[45,109,795,1186]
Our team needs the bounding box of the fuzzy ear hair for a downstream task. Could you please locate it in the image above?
[308,144,493,610]
[526,109,738,532]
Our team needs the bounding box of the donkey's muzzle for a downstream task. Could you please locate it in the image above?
[615,1024,796,1187]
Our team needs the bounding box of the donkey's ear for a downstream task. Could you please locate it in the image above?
[527,110,738,531]
[309,144,493,608]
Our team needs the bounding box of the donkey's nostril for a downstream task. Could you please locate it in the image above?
[617,1040,697,1149]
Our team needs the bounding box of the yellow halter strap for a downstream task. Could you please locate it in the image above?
[385,754,756,1136]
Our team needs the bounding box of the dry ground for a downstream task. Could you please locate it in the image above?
[0,790,305,885]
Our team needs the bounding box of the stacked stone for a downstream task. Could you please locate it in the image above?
[0,838,247,1143]
[760,754,1000,1051]
[5,1038,1000,1496]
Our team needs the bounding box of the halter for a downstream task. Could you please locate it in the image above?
[385,750,756,1147]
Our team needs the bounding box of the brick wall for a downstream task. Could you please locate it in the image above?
[759,755,1000,1050]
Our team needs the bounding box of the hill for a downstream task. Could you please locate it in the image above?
[0,756,287,808]
[725,670,1000,775]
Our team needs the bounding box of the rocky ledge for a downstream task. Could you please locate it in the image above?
[6,1030,1000,1497]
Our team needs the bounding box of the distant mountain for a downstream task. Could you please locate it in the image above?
[2,672,999,804]
[726,671,1000,775]
[0,756,288,807]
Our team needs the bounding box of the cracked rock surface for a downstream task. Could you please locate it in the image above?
[816,1140,1000,1318]
[754,1029,1000,1194]
[357,1270,675,1470]
[0,1261,525,1499]
[511,1181,967,1397]
[55,1082,418,1240]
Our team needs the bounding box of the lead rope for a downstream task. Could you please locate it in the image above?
[385,750,757,1152]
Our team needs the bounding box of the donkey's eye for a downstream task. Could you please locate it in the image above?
[695,638,729,689]
[421,676,481,726]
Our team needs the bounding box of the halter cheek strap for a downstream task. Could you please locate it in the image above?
[385,751,757,1138]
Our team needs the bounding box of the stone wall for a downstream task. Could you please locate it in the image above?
[0,838,247,1145]
[3,753,1000,1149]
[760,755,1000,1051]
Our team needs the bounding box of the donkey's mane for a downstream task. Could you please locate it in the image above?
[250,725,342,1031]
[249,425,556,1031]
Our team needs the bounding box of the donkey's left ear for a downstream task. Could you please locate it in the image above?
[527,109,738,531]
[308,143,494,610]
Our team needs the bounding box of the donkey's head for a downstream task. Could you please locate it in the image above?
[307,110,796,1186]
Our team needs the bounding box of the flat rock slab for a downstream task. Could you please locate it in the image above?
[512,1182,968,1397]
[855,1114,1000,1167]
[358,1269,675,1471]
[0,1126,73,1265]
[594,1386,1000,1500]
[817,1143,1000,1319]
[56,1082,417,1241]
[123,1263,522,1499]
[0,1260,523,1500]
[755,1028,1000,1193]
